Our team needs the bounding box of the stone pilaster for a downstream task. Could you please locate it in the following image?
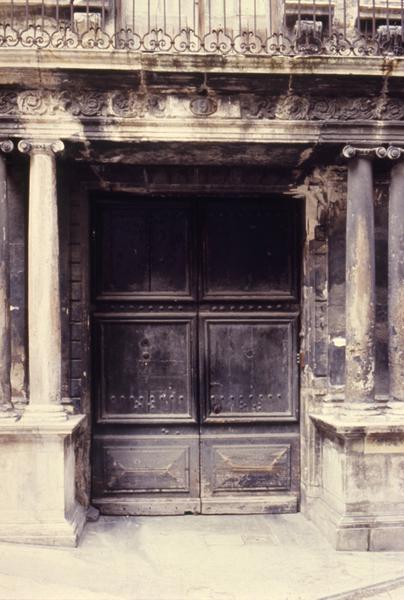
[18,139,66,422]
[341,146,381,406]
[0,140,15,419]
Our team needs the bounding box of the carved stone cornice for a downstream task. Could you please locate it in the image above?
[342,145,387,159]
[0,140,13,154]
[17,139,64,156]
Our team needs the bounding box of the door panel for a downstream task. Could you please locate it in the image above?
[95,201,194,300]
[200,315,299,422]
[200,434,299,514]
[92,434,200,515]
[91,194,301,515]
[95,316,197,423]
[201,202,297,300]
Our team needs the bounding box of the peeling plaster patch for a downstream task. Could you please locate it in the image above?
[331,336,346,347]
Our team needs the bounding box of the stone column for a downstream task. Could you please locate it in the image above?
[0,140,15,418]
[18,139,66,422]
[386,147,404,408]
[342,146,381,406]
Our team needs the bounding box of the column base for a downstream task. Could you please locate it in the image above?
[0,414,87,547]
[20,403,67,423]
[306,410,404,551]
[387,400,404,415]
[0,406,17,419]
[0,502,86,547]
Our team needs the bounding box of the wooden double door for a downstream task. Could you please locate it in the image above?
[91,194,301,515]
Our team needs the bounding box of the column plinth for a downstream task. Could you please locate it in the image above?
[18,139,66,423]
[0,140,16,419]
[342,146,377,409]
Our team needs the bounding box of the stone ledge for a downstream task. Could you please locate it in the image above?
[0,50,403,78]
[310,410,404,439]
[0,413,86,436]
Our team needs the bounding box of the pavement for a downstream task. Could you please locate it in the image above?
[0,514,404,600]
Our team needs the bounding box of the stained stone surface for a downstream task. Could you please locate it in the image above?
[1,514,404,600]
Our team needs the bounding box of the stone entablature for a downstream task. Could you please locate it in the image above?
[3,89,404,122]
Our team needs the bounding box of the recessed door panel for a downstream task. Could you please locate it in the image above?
[95,316,197,424]
[95,201,193,299]
[92,435,201,514]
[201,315,299,422]
[200,434,300,514]
[202,202,297,300]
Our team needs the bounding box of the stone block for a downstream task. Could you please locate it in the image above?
[370,526,404,551]
[307,411,404,551]
[0,414,86,546]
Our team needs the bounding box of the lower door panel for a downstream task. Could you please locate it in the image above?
[92,434,201,515]
[199,432,299,514]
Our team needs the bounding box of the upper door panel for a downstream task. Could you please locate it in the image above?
[201,201,298,301]
[94,200,194,300]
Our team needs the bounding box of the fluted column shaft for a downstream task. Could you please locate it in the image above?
[0,140,15,418]
[344,153,376,403]
[18,140,66,421]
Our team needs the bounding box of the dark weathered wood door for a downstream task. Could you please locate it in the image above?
[91,195,300,515]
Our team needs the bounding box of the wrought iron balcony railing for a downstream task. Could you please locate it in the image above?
[0,0,403,55]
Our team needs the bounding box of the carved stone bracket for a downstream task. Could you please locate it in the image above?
[342,145,387,159]
[18,139,64,156]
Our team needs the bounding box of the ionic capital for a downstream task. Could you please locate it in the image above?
[0,140,13,154]
[342,145,387,159]
[385,146,404,160]
[18,139,64,156]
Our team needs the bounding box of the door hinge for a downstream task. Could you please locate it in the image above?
[297,351,304,368]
